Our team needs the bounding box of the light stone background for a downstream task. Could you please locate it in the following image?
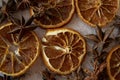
[0,0,120,80]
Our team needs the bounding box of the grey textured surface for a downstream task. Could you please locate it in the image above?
[0,0,120,80]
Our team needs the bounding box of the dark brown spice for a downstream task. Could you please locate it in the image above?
[8,16,38,42]
[85,25,114,56]
[0,0,17,24]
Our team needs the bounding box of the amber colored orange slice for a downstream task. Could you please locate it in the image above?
[76,0,119,27]
[0,23,40,77]
[30,0,75,28]
[42,28,86,74]
[107,45,120,80]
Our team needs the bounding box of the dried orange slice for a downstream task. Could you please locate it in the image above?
[0,23,40,77]
[42,28,86,74]
[76,0,119,27]
[30,0,75,28]
[107,45,120,80]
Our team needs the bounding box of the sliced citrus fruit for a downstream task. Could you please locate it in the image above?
[42,28,86,74]
[107,45,120,80]
[0,23,40,77]
[30,0,75,28]
[76,0,119,27]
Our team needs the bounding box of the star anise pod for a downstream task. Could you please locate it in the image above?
[8,16,38,42]
[0,0,17,24]
[85,26,114,55]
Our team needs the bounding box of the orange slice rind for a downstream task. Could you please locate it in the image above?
[0,23,40,77]
[42,28,86,75]
[76,0,119,27]
[30,0,75,29]
[107,45,120,80]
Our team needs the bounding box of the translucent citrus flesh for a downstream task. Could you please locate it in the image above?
[0,23,40,77]
[107,46,120,80]
[30,0,75,28]
[76,0,119,27]
[42,28,86,74]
